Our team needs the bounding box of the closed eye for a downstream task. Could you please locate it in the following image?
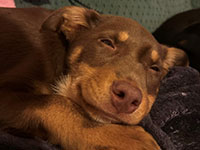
[100,39,115,49]
[150,65,160,72]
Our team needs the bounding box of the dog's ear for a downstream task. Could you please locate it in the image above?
[41,6,100,40]
[163,45,189,69]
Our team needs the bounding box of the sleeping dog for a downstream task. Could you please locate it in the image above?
[0,6,188,150]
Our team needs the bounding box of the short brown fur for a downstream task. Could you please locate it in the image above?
[0,6,188,150]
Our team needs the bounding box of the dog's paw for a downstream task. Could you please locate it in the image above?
[128,126,160,150]
[101,125,160,150]
[80,125,160,150]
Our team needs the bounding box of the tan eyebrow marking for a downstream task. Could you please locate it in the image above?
[118,31,129,42]
[151,50,159,62]
[69,46,82,64]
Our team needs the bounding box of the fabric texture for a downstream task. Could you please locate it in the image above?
[141,66,200,150]
[14,0,200,32]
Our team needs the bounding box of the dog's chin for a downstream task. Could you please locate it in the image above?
[81,99,142,125]
[88,109,126,125]
[88,108,143,125]
[90,112,124,125]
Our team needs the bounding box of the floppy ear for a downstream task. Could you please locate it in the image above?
[163,45,189,69]
[41,6,100,40]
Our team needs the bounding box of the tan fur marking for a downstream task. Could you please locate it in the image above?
[132,97,148,123]
[69,46,82,64]
[163,47,189,70]
[61,7,89,33]
[148,95,155,106]
[118,31,129,42]
[156,88,159,94]
[151,50,159,62]
[53,75,75,97]
[163,48,178,70]
[53,63,96,99]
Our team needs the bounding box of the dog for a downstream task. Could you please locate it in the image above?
[153,8,200,72]
[0,6,188,150]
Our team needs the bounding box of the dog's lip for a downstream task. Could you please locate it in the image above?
[83,97,133,125]
[80,96,125,124]
[78,84,131,125]
[92,105,128,124]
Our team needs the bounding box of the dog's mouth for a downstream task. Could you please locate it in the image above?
[76,83,125,124]
[81,96,146,125]
[81,97,127,124]
[78,83,144,125]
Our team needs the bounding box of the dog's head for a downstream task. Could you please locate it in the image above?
[42,6,188,125]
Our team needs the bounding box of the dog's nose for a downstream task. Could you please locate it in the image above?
[111,80,142,113]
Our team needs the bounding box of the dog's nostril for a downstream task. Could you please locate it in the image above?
[131,99,140,106]
[115,91,125,98]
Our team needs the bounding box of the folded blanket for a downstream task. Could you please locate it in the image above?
[0,131,57,150]
[141,66,200,150]
[0,66,199,150]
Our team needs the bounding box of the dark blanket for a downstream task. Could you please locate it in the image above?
[0,66,199,150]
[141,66,200,150]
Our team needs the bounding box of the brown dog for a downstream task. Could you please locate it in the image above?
[0,6,188,150]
